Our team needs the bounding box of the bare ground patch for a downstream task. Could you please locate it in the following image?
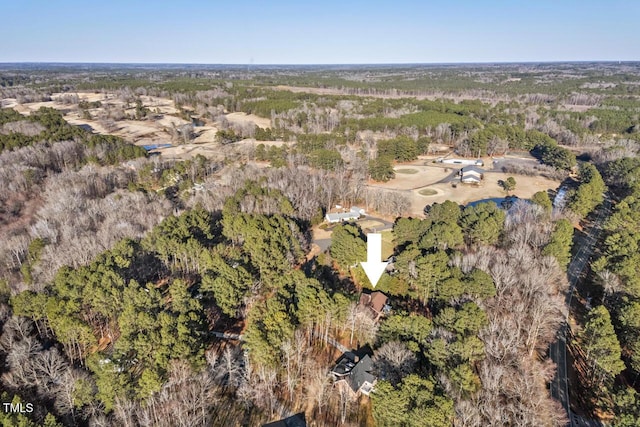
[225,112,271,129]
[159,141,224,160]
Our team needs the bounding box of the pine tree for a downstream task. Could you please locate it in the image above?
[580,305,625,382]
[531,190,553,214]
[542,219,574,270]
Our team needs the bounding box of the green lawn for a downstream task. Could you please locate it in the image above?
[395,168,419,174]
[418,188,438,196]
[381,230,395,260]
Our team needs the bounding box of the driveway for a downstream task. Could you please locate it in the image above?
[312,215,394,253]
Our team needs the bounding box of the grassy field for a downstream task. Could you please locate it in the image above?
[419,188,438,196]
[381,229,394,260]
[396,168,419,174]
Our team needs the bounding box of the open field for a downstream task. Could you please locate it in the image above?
[407,173,561,216]
[368,160,561,216]
[156,141,222,160]
[395,168,419,174]
[226,112,271,129]
[192,128,220,144]
[372,163,455,191]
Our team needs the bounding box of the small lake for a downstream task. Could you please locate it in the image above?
[466,196,522,210]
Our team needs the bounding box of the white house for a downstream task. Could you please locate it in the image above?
[461,175,481,184]
[459,166,485,184]
[325,206,366,223]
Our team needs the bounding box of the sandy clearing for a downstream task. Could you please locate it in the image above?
[1,98,18,108]
[13,101,57,114]
[50,93,105,103]
[111,120,162,139]
[155,115,190,128]
[2,93,213,159]
[226,112,271,129]
[80,93,107,103]
[140,95,181,115]
[64,113,112,134]
[193,128,219,144]
[159,141,223,160]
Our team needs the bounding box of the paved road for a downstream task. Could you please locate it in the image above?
[315,238,332,252]
[550,195,611,426]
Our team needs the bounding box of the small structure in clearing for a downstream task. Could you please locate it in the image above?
[325,206,366,223]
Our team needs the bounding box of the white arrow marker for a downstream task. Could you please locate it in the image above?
[360,233,389,288]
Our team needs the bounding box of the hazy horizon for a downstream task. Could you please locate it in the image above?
[1,0,638,64]
[1,60,638,67]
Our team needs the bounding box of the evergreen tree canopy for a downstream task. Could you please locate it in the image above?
[580,305,625,378]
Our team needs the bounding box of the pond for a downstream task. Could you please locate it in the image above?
[466,196,522,210]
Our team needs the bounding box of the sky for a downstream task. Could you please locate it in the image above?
[0,0,638,64]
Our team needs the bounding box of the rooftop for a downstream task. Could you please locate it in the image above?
[460,165,485,175]
[330,350,377,395]
[326,211,360,222]
[349,354,375,394]
[359,291,389,317]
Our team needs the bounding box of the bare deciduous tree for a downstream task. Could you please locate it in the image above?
[373,341,416,386]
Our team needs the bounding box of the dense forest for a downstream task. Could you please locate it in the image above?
[0,63,639,426]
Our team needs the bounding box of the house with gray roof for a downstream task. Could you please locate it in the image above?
[459,165,485,184]
[330,351,376,396]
